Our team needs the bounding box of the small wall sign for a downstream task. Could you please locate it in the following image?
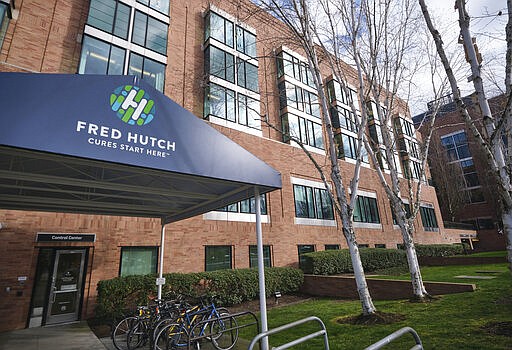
[36,232,96,242]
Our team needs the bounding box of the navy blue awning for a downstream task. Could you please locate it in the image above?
[0,73,281,223]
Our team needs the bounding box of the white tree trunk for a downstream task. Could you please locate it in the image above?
[503,209,512,270]
[402,226,428,297]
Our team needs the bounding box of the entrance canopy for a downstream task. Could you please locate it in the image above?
[0,73,281,223]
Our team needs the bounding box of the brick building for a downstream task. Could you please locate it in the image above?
[414,93,507,251]
[0,0,461,331]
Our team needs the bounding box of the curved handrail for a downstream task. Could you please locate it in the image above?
[248,316,329,350]
[363,326,423,350]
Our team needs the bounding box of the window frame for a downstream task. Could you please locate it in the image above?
[205,246,233,271]
[249,245,272,268]
[119,246,159,277]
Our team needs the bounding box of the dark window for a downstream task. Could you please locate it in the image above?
[132,10,168,55]
[205,45,235,83]
[293,184,334,220]
[136,0,169,15]
[249,245,272,268]
[298,244,315,270]
[325,244,340,250]
[205,246,232,271]
[79,36,126,75]
[238,94,261,129]
[391,202,411,224]
[205,12,234,48]
[441,131,471,161]
[476,218,495,230]
[358,244,369,248]
[215,194,267,215]
[375,244,386,248]
[87,0,131,39]
[128,52,165,92]
[236,26,257,58]
[0,3,10,50]
[353,195,380,224]
[237,59,259,92]
[281,113,324,150]
[420,206,439,231]
[204,83,236,122]
[120,247,158,276]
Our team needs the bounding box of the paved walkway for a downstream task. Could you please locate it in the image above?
[0,322,258,350]
[0,321,106,350]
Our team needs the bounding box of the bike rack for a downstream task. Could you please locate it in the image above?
[248,316,330,350]
[363,327,423,350]
[187,311,259,349]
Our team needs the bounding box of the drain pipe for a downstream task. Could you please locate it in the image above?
[255,187,269,350]
[157,220,166,300]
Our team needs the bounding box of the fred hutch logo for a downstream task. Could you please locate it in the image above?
[74,84,176,158]
[110,85,155,126]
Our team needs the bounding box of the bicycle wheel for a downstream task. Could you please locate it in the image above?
[127,319,148,349]
[112,316,138,350]
[209,312,239,350]
[154,323,189,350]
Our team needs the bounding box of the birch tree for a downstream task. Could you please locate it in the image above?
[307,0,437,299]
[419,0,512,270]
[259,0,377,315]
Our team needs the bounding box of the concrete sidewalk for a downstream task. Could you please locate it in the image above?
[0,321,107,350]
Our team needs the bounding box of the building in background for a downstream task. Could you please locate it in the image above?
[413,93,507,251]
[0,0,462,331]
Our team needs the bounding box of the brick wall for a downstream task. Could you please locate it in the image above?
[301,275,476,300]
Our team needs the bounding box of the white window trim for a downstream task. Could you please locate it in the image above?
[294,217,337,227]
[203,211,269,223]
[291,176,327,189]
[353,222,382,230]
[208,115,263,137]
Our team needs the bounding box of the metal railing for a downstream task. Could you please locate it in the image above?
[248,316,329,350]
[364,327,423,350]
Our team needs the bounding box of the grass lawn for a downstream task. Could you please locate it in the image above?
[238,263,512,349]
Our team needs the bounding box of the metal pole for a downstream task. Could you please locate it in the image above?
[157,222,166,300]
[255,187,269,350]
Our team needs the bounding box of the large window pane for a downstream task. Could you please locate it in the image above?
[298,244,315,270]
[79,36,126,75]
[129,53,165,92]
[132,11,147,47]
[113,2,130,39]
[87,0,116,33]
[120,247,158,276]
[137,0,169,15]
[147,16,168,54]
[249,245,271,268]
[205,246,232,271]
[353,195,380,223]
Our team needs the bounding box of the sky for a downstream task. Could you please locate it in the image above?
[408,0,508,116]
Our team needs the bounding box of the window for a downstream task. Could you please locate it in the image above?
[238,94,261,129]
[119,247,158,276]
[205,11,234,48]
[81,0,168,91]
[334,133,368,162]
[204,83,236,122]
[78,36,126,75]
[136,0,169,15]
[420,205,439,231]
[391,202,411,225]
[298,244,315,270]
[293,184,334,220]
[237,59,259,92]
[249,245,272,268]
[330,106,358,132]
[282,113,324,150]
[128,53,166,92]
[441,131,471,161]
[358,244,370,248]
[205,45,235,83]
[205,246,232,271]
[325,244,340,250]
[277,51,315,88]
[236,26,257,58]
[0,2,9,51]
[326,80,357,106]
[279,81,318,118]
[353,195,380,224]
[215,194,267,214]
[375,244,386,248]
[132,11,168,54]
[87,0,130,39]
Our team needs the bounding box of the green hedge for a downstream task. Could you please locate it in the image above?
[301,248,408,275]
[95,267,303,323]
[414,244,465,257]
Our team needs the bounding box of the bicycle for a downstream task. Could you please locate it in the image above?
[154,296,239,350]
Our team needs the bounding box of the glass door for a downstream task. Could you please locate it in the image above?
[46,249,86,325]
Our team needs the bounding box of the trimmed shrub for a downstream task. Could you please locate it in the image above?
[414,244,465,257]
[301,248,407,275]
[95,267,303,323]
